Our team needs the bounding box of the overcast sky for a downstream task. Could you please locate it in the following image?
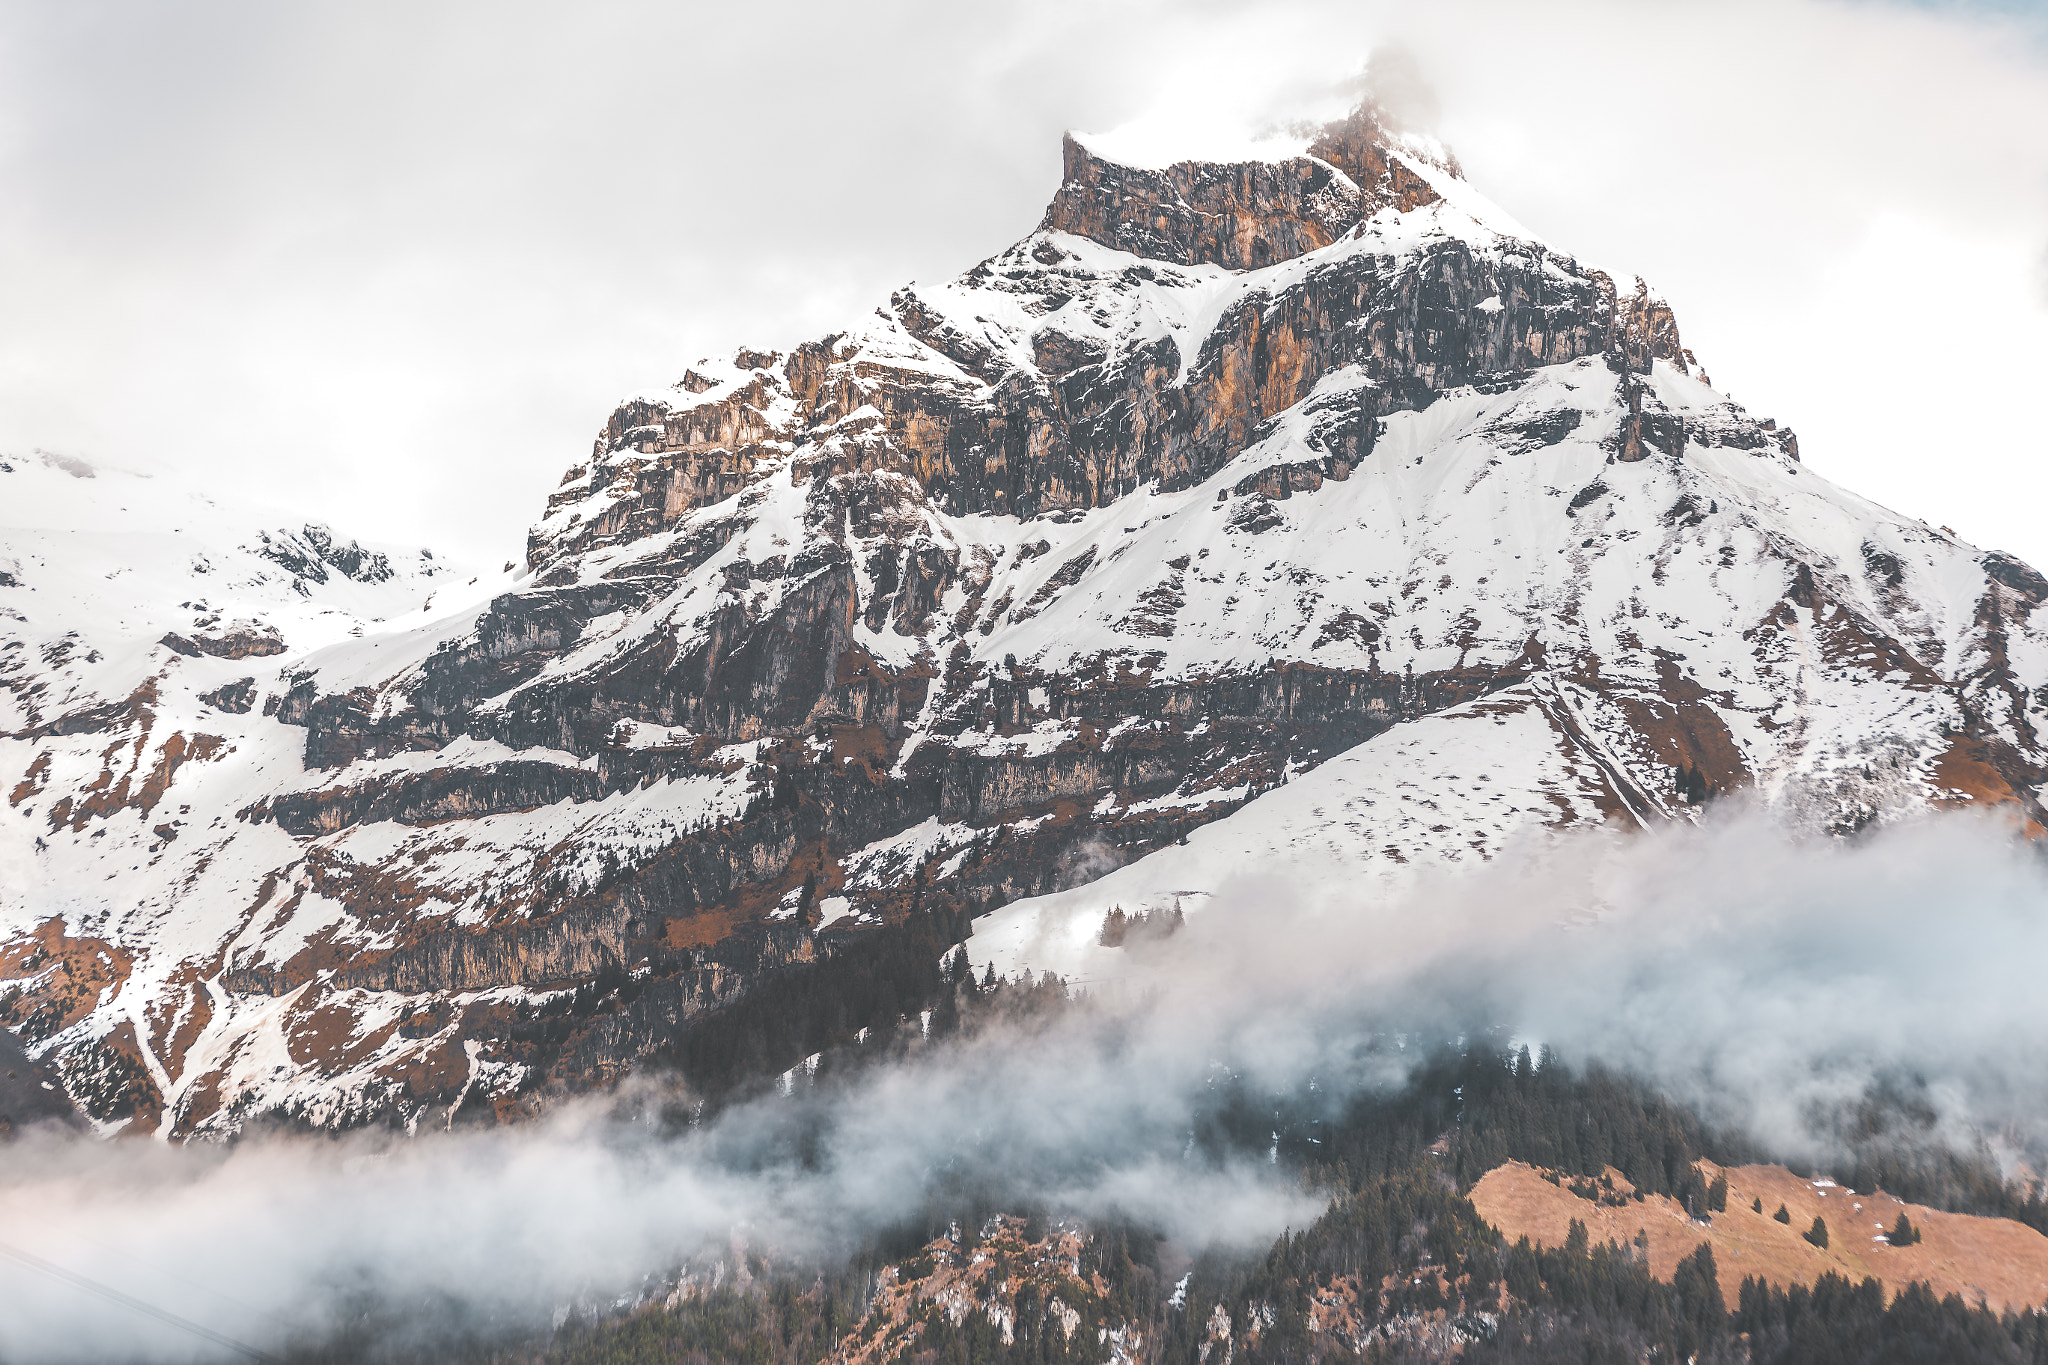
[2,0,2044,568]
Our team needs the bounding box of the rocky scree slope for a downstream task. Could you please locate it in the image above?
[5,99,2047,1138]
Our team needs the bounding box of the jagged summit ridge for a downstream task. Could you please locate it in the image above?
[1043,99,1461,272]
[2,98,2043,1139]
[532,101,1697,575]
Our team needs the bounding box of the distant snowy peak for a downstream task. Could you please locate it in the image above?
[0,448,469,733]
[247,522,402,591]
[1,448,445,585]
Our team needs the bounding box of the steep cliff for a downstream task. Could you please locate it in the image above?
[5,96,2045,1138]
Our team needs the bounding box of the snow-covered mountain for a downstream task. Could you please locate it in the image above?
[5,97,2044,1138]
[0,448,469,716]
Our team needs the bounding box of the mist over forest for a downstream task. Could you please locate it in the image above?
[8,811,2048,1361]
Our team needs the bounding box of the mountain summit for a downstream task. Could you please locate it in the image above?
[4,98,2043,1137]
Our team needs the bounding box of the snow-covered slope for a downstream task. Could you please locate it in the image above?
[4,95,2044,1138]
[0,450,497,1131]
[0,450,467,726]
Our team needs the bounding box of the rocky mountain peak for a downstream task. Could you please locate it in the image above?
[6,86,2046,1142]
[1303,96,1462,193]
[1041,97,1456,272]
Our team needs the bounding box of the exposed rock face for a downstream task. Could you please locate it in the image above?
[1042,134,1367,271]
[0,1000,84,1134]
[253,523,397,588]
[539,217,1634,553]
[160,621,286,660]
[5,97,2046,1138]
[1040,102,1453,274]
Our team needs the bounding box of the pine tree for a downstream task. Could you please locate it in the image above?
[1889,1213,1920,1246]
[1804,1216,1829,1249]
[1671,1242,1725,1356]
[1773,1204,1791,1224]
[1751,1197,1763,1214]
[1707,1171,1728,1212]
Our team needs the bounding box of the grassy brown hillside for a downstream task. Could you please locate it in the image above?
[1471,1159,2048,1313]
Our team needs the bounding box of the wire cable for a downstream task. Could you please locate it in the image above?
[0,1240,275,1362]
